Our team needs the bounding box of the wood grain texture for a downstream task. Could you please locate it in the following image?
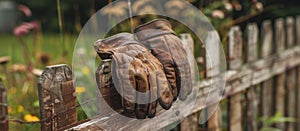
[275,18,286,52]
[274,74,286,130]
[207,105,222,131]
[227,26,243,70]
[38,64,77,131]
[246,86,258,131]
[228,26,243,131]
[286,69,296,131]
[179,33,199,131]
[228,93,242,131]
[261,20,273,58]
[261,79,274,118]
[286,17,295,48]
[296,67,300,131]
[274,18,286,130]
[205,31,221,77]
[296,16,300,45]
[245,23,259,131]
[260,20,274,129]
[204,31,223,131]
[0,82,8,131]
[180,112,198,131]
[245,23,258,62]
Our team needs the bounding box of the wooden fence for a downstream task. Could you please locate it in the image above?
[1,16,300,131]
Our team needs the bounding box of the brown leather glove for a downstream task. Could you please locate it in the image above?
[134,19,192,101]
[96,59,122,115]
[94,33,173,119]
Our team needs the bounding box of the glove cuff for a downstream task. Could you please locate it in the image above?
[134,19,176,41]
[94,33,139,59]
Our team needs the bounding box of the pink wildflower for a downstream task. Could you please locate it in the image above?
[18,5,32,17]
[13,21,39,37]
[211,10,225,19]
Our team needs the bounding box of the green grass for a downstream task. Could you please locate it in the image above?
[0,33,77,66]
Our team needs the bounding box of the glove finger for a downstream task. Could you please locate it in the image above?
[132,59,150,119]
[156,71,173,109]
[112,54,136,117]
[167,35,192,100]
[151,48,178,101]
[139,53,158,118]
[147,72,158,118]
[143,51,173,110]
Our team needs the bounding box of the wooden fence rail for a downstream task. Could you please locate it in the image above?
[1,16,300,131]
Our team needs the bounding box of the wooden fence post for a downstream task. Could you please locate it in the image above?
[274,18,286,130]
[205,30,222,131]
[38,64,77,131]
[179,33,199,131]
[297,16,300,131]
[260,20,274,127]
[286,17,295,48]
[227,26,243,131]
[245,23,259,131]
[0,82,8,131]
[285,17,297,131]
[297,67,300,131]
[296,16,300,45]
[275,18,286,53]
[207,106,222,131]
[286,70,296,131]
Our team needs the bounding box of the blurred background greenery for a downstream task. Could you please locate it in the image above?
[10,0,300,33]
[0,0,299,130]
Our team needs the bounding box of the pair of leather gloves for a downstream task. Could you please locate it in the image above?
[94,19,192,119]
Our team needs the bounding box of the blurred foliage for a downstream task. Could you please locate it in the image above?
[259,112,296,131]
[10,0,300,33]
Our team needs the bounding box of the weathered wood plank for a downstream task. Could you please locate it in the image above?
[261,79,274,118]
[228,93,242,131]
[205,31,221,77]
[245,23,259,131]
[180,112,198,131]
[261,20,273,58]
[227,26,243,70]
[227,26,243,131]
[246,86,258,131]
[286,69,296,131]
[207,105,222,131]
[274,74,286,130]
[275,18,286,52]
[179,33,198,131]
[38,64,77,131]
[245,23,258,62]
[296,16,300,45]
[297,67,300,131]
[0,82,8,131]
[260,20,274,129]
[204,31,223,131]
[286,17,295,48]
[274,18,286,130]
